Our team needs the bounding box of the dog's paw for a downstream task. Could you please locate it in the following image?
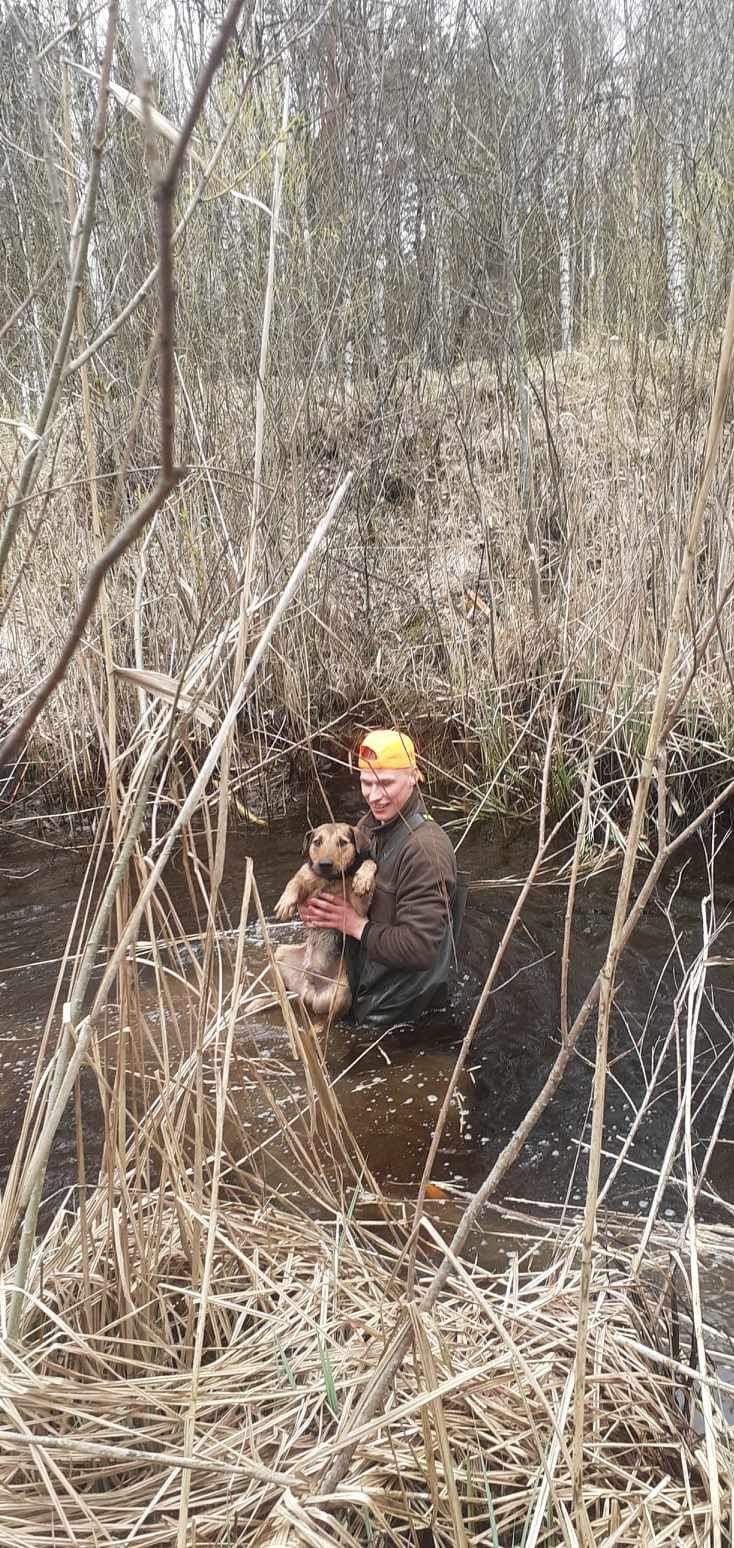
[273,889,298,921]
[352,860,377,897]
[309,981,353,1019]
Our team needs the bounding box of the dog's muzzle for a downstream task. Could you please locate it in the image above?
[315,861,337,877]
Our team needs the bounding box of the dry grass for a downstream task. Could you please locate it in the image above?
[3,30,734,1547]
[0,893,732,1548]
[2,336,733,832]
[0,675,732,1544]
[2,758,732,1545]
[1,1096,731,1546]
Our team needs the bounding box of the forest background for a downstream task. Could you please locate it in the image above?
[2,0,733,832]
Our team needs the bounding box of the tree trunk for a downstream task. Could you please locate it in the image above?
[554,32,573,352]
[665,0,686,341]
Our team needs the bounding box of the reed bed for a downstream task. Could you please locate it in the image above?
[3,23,734,1547]
[0,981,732,1548]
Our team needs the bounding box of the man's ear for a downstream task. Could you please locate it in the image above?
[302,829,314,854]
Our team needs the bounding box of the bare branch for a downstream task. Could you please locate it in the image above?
[0,0,120,587]
[0,0,260,763]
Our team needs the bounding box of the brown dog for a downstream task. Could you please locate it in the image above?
[273,823,376,1020]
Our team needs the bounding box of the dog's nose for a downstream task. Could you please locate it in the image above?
[316,860,336,876]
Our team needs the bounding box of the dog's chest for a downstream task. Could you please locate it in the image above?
[304,925,344,960]
[304,878,358,966]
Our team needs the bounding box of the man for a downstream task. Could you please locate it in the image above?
[299,729,458,1026]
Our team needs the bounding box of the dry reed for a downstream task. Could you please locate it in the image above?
[2,761,732,1546]
[3,335,734,833]
[0,1044,731,1548]
[2,22,734,1546]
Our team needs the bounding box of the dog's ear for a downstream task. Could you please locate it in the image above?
[347,826,357,848]
[302,828,314,854]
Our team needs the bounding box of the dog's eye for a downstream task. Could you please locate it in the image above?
[312,835,322,848]
[337,837,348,848]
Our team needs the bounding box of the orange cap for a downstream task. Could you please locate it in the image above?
[357,729,423,777]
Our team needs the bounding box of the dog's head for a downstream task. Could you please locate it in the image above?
[304,822,358,879]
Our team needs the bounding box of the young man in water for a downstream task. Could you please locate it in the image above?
[299,729,458,1026]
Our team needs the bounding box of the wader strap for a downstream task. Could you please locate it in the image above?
[371,808,429,869]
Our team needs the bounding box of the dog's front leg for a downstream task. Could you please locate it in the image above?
[273,865,320,921]
[352,859,377,897]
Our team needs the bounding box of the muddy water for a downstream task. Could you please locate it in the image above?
[2,791,734,1237]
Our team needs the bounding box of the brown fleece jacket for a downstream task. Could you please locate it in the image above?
[354,790,456,970]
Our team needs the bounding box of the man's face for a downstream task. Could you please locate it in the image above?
[360,765,418,823]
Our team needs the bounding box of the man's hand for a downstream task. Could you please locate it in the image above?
[298,894,367,940]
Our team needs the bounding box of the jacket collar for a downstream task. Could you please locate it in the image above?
[361,786,424,839]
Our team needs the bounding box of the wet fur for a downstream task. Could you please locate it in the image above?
[273,823,376,1020]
